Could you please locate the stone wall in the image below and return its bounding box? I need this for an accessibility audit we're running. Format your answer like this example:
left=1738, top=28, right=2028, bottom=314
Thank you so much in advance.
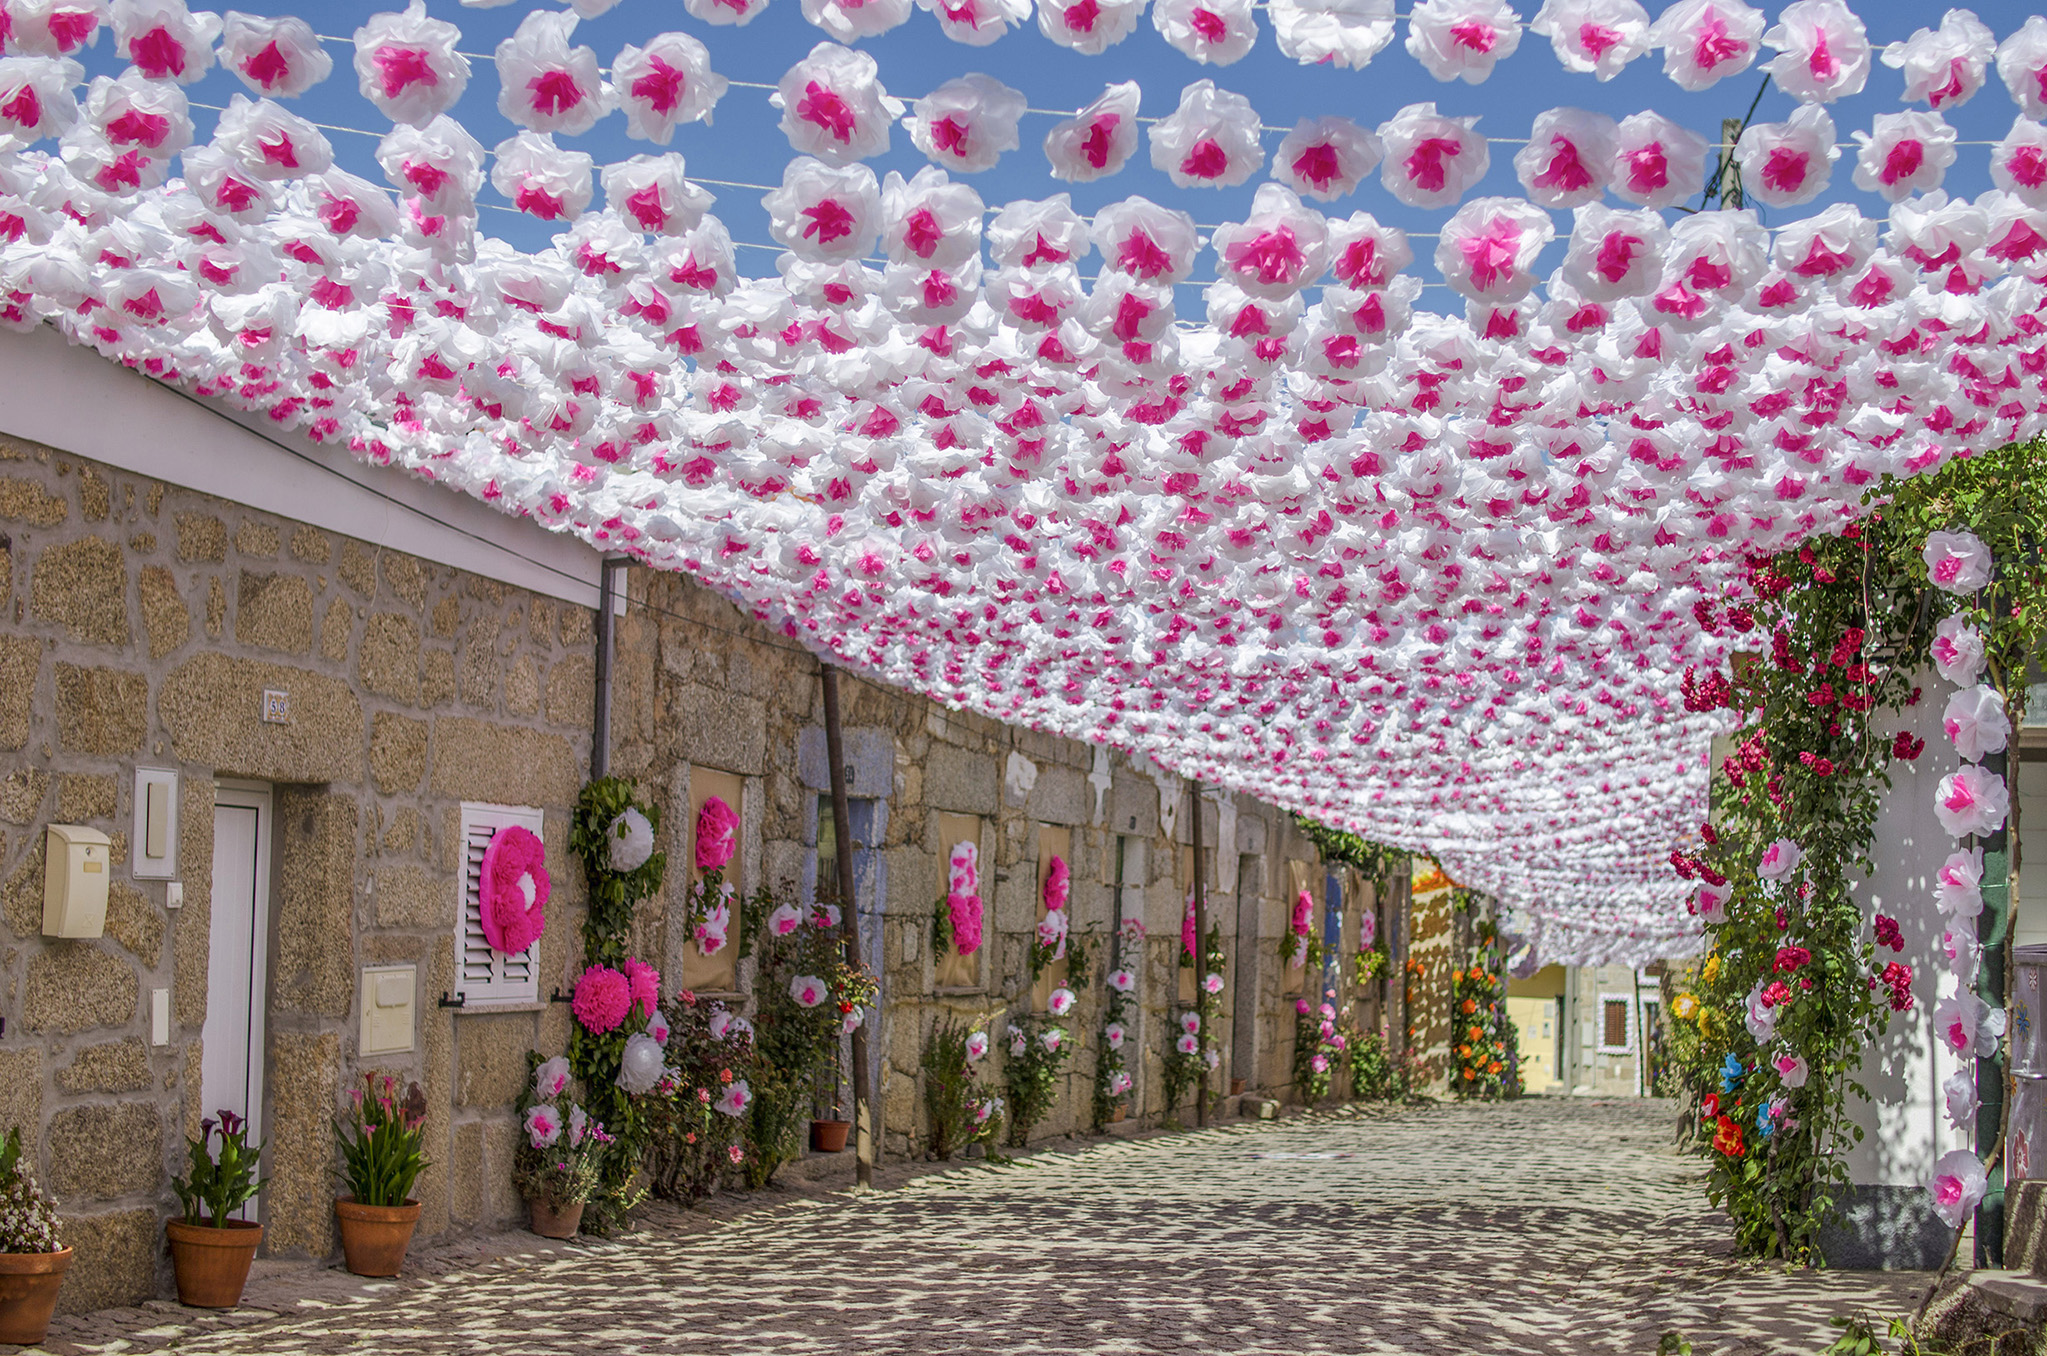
left=0, top=435, right=609, bottom=1310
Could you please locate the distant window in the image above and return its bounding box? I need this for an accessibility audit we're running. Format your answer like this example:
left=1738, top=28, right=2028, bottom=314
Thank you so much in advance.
left=1600, top=997, right=1631, bottom=1052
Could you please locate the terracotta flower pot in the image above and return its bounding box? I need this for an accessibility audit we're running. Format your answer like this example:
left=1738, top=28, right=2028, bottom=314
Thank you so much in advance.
left=333, top=1198, right=420, bottom=1278
left=165, top=1219, right=262, bottom=1309
left=1109, top=1105, right=1129, bottom=1123
left=0, top=1246, right=72, bottom=1344
left=528, top=1198, right=584, bottom=1240
left=809, top=1119, right=852, bottom=1153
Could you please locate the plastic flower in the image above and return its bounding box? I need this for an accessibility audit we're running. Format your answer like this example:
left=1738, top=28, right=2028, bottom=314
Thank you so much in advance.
left=622, top=957, right=661, bottom=1019
left=1720, top=1053, right=1746, bottom=1094
left=1931, top=613, right=1987, bottom=686
left=1108, top=969, right=1136, bottom=993
left=1935, top=848, right=1986, bottom=918
left=1047, top=987, right=1077, bottom=1017
left=790, top=974, right=827, bottom=1007
left=695, top=795, right=739, bottom=871
left=965, top=1030, right=990, bottom=1061
left=1935, top=766, right=2010, bottom=839
left=1105, top=1023, right=1126, bottom=1050
left=1203, top=973, right=1225, bottom=995
left=1928, top=1148, right=1987, bottom=1227
left=534, top=1055, right=571, bottom=1100
left=1943, top=686, right=2009, bottom=763
left=1771, top=1052, right=1809, bottom=1089
left=1712, top=1114, right=1744, bottom=1157
left=1180, top=1011, right=1201, bottom=1035
left=714, top=1080, right=752, bottom=1116
left=645, top=1010, right=671, bottom=1046
left=525, top=1103, right=562, bottom=1148
left=1176, top=1032, right=1200, bottom=1055
left=767, top=902, right=803, bottom=936
left=1922, top=530, right=1992, bottom=595
left=607, top=807, right=655, bottom=873
left=617, top=1032, right=666, bottom=1095
left=1755, top=837, right=1802, bottom=881
left=571, top=964, right=632, bottom=1035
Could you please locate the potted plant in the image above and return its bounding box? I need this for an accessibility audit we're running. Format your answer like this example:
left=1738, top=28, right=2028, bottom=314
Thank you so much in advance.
left=514, top=1057, right=608, bottom=1239
left=0, top=1127, right=69, bottom=1345
left=332, top=1073, right=428, bottom=1277
left=166, top=1111, right=265, bottom=1308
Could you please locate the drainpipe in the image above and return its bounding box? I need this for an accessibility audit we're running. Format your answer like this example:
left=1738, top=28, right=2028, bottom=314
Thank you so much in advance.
left=590, top=557, right=625, bottom=781
left=821, top=665, right=875, bottom=1188
left=1191, top=778, right=1209, bottom=1127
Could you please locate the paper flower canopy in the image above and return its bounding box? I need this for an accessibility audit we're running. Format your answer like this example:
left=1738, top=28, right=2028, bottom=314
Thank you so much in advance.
left=479, top=824, right=549, bottom=955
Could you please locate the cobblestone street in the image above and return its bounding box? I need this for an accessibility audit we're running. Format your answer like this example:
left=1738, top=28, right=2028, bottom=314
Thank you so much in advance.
left=41, top=1099, right=1929, bottom=1356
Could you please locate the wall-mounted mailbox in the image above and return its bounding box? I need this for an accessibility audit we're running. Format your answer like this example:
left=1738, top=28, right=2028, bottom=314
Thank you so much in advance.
left=360, top=964, right=417, bottom=1056
left=43, top=824, right=112, bottom=938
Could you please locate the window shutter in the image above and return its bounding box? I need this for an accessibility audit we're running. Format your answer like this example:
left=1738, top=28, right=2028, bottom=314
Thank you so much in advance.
left=456, top=802, right=543, bottom=1006
left=1602, top=998, right=1628, bottom=1050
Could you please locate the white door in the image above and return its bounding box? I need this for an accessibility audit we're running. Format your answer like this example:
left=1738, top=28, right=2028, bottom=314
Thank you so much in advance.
left=202, top=782, right=272, bottom=1170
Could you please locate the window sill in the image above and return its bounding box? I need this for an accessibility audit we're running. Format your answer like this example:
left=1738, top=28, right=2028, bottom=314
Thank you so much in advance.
left=934, top=986, right=987, bottom=997
left=451, top=998, right=548, bottom=1015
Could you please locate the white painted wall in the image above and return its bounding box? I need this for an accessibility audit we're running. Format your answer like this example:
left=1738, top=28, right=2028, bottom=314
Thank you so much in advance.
left=0, top=324, right=604, bottom=608
left=1844, top=672, right=1970, bottom=1187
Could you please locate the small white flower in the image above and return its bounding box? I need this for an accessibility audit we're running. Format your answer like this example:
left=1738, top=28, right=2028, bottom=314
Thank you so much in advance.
left=1105, top=1022, right=1126, bottom=1050
left=965, top=1030, right=990, bottom=1061
left=1108, top=969, right=1136, bottom=993
left=1047, top=986, right=1076, bottom=1017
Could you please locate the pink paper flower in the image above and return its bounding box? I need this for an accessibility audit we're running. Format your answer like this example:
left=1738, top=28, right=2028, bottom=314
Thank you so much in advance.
left=947, top=890, right=983, bottom=954
left=1935, top=766, right=2010, bottom=839
left=715, top=1080, right=753, bottom=1116
left=695, top=794, right=738, bottom=872
left=790, top=974, right=826, bottom=1007
left=525, top=1103, right=561, bottom=1148
left=1108, top=969, right=1136, bottom=993
left=966, top=1030, right=990, bottom=1061
left=1922, top=530, right=1991, bottom=595
left=1048, top=986, right=1076, bottom=1017
left=1042, top=855, right=1070, bottom=911
left=1928, top=1148, right=1987, bottom=1227
left=622, top=957, right=661, bottom=1019
left=479, top=824, right=549, bottom=955
left=1176, top=1032, right=1199, bottom=1055
left=1291, top=888, right=1313, bottom=936
left=1756, top=837, right=1802, bottom=881
left=571, top=964, right=632, bottom=1035
left=1772, top=1052, right=1809, bottom=1089
left=534, top=1056, right=571, bottom=1100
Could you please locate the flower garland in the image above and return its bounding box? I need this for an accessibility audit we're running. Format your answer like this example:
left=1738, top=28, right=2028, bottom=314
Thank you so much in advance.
left=568, top=777, right=667, bottom=965
left=1092, top=917, right=1143, bottom=1128
left=686, top=795, right=740, bottom=957
left=931, top=839, right=984, bottom=958
left=1451, top=919, right=1517, bottom=1099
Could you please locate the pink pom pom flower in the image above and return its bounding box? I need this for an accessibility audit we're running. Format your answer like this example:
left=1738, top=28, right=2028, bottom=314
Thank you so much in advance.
left=571, top=964, right=633, bottom=1035
left=622, top=956, right=661, bottom=1019
left=479, top=824, right=549, bottom=955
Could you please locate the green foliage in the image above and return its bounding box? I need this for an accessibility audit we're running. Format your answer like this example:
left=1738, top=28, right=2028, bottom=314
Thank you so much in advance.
left=1351, top=945, right=1390, bottom=986
left=740, top=898, right=848, bottom=1188
left=0, top=1126, right=60, bottom=1253
left=1292, top=1005, right=1339, bottom=1103
left=1292, top=816, right=1402, bottom=882
left=1003, top=1015, right=1074, bottom=1147
left=333, top=1072, right=429, bottom=1207
left=922, top=1018, right=1002, bottom=1160
left=1452, top=921, right=1518, bottom=1100
left=641, top=995, right=752, bottom=1206
left=1656, top=1333, right=1693, bottom=1356
left=173, top=1109, right=266, bottom=1227
left=1344, top=1029, right=1393, bottom=1100
left=568, top=777, right=666, bottom=966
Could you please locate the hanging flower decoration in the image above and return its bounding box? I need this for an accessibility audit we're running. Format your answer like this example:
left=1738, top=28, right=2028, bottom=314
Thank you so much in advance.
left=1881, top=9, right=1993, bottom=108
left=1037, top=0, right=1143, bottom=55
left=1151, top=0, right=1257, bottom=66
left=1148, top=79, right=1263, bottom=189
left=218, top=11, right=329, bottom=98
left=1761, top=0, right=1870, bottom=104
left=1512, top=107, right=1614, bottom=209
left=1268, top=0, right=1395, bottom=69
left=613, top=33, right=726, bottom=145
left=1609, top=110, right=1706, bottom=209
left=495, top=10, right=614, bottom=137
left=479, top=823, right=550, bottom=955
left=112, top=0, right=219, bottom=85
left=772, top=42, right=900, bottom=166
left=1405, top=0, right=1523, bottom=84
left=1530, top=0, right=1650, bottom=79
left=803, top=0, right=911, bottom=41
left=351, top=1, right=470, bottom=129
left=1376, top=102, right=1487, bottom=208
left=916, top=0, right=1032, bottom=47
left=1733, top=103, right=1836, bottom=208
left=1273, top=116, right=1380, bottom=203
left=571, top=964, right=633, bottom=1035
left=906, top=74, right=1025, bottom=173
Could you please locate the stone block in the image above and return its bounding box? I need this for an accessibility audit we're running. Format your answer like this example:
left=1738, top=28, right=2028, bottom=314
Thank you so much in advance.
left=1027, top=764, right=1088, bottom=826
left=48, top=1102, right=162, bottom=1200
left=374, top=864, right=450, bottom=930
left=104, top=880, right=165, bottom=963
left=0, top=766, right=48, bottom=824
left=139, top=564, right=189, bottom=659
left=666, top=682, right=766, bottom=775
left=318, top=599, right=353, bottom=662
left=481, top=1117, right=523, bottom=1225
left=54, top=1208, right=158, bottom=1315
left=57, top=1039, right=152, bottom=1094
left=0, top=1048, right=42, bottom=1155
left=383, top=553, right=428, bottom=609
left=795, top=725, right=893, bottom=794
left=78, top=466, right=108, bottom=520
left=31, top=537, right=128, bottom=645
left=432, top=594, right=459, bottom=638
left=429, top=718, right=581, bottom=808
left=173, top=774, right=213, bottom=1029
left=924, top=744, right=997, bottom=815
left=235, top=570, right=314, bottom=654
left=3, top=830, right=43, bottom=935
left=338, top=538, right=376, bottom=597
left=504, top=655, right=540, bottom=715
left=414, top=935, right=456, bottom=1238
left=161, top=653, right=363, bottom=783
left=263, top=1029, right=339, bottom=1258
left=360, top=611, right=422, bottom=704
left=544, top=653, right=594, bottom=727
left=56, top=772, right=116, bottom=823
left=1110, top=774, right=1160, bottom=838
left=0, top=633, right=35, bottom=750
left=54, top=663, right=147, bottom=756
left=25, top=943, right=137, bottom=1033
left=369, top=711, right=427, bottom=795
left=270, top=789, right=356, bottom=1019
left=448, top=1120, right=484, bottom=1225
left=0, top=536, right=10, bottom=603
left=0, top=474, right=68, bottom=526
left=993, top=872, right=1033, bottom=933
left=174, top=512, right=226, bottom=562
left=290, top=526, right=331, bottom=564
left=455, top=1011, right=538, bottom=1108
left=421, top=647, right=456, bottom=707
left=233, top=520, right=278, bottom=557
left=205, top=574, right=223, bottom=637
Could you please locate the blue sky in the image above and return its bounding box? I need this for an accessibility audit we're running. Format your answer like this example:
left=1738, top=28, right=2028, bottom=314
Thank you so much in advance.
left=62, top=0, right=2047, bottom=290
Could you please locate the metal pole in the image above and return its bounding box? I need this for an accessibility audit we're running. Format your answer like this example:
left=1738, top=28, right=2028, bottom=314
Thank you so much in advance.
left=1977, top=742, right=2012, bottom=1267
left=821, top=665, right=875, bottom=1187
left=590, top=558, right=620, bottom=780
left=1190, top=778, right=1209, bottom=1127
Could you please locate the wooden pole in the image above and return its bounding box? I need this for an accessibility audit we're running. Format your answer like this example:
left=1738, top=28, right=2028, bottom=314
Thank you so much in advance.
left=821, top=665, right=875, bottom=1187
left=1190, top=777, right=1209, bottom=1127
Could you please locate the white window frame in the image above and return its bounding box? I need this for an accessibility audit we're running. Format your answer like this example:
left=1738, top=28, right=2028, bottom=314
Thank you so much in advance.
left=454, top=801, right=543, bottom=1008
left=1598, top=995, right=1634, bottom=1054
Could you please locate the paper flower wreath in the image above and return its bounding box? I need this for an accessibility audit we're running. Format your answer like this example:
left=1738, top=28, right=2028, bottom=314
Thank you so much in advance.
left=479, top=823, right=549, bottom=954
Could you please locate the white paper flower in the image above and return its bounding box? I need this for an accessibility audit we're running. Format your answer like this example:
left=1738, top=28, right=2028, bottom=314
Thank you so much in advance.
left=1047, top=986, right=1076, bottom=1016
left=1931, top=612, right=1986, bottom=685
left=1997, top=16, right=2047, bottom=119
left=1530, top=0, right=1648, bottom=78
left=917, top=0, right=1032, bottom=46
left=790, top=974, right=826, bottom=1007
left=352, top=1, right=470, bottom=129
left=1646, top=0, right=1762, bottom=90
left=1513, top=107, right=1615, bottom=209
left=1922, top=529, right=1991, bottom=594
left=881, top=165, right=982, bottom=269
left=1040, top=1026, right=1066, bottom=1053
left=907, top=74, right=1025, bottom=174
left=766, top=900, right=806, bottom=935
left=613, top=33, right=726, bottom=145
left=1436, top=196, right=1553, bottom=302
left=1694, top=880, right=1728, bottom=924
left=534, top=1054, right=572, bottom=1099
left=1934, top=847, right=1985, bottom=919
left=1733, top=102, right=1835, bottom=208
left=490, top=131, right=593, bottom=221
left=1148, top=79, right=1263, bottom=189
left=112, top=0, right=218, bottom=85
left=1851, top=111, right=1956, bottom=203
left=495, top=10, right=613, bottom=137
left=1771, top=1051, right=1808, bottom=1089
left=803, top=0, right=911, bottom=41
left=1405, top=0, right=1523, bottom=84
left=684, top=0, right=770, bottom=24
left=603, top=806, right=655, bottom=873
left=715, top=1080, right=752, bottom=1116
left=84, top=66, right=190, bottom=159
left=1107, top=968, right=1136, bottom=993
left=1743, top=980, right=1777, bottom=1042
left=1943, top=1068, right=1979, bottom=1132
left=617, top=1031, right=667, bottom=1093
left=762, top=156, right=880, bottom=263
left=1935, top=765, right=2009, bottom=839
left=1043, top=80, right=1139, bottom=183
left=4, top=0, right=110, bottom=58
left=1106, top=1022, right=1126, bottom=1049
left=1273, top=116, right=1380, bottom=202
left=966, top=1029, right=990, bottom=1060
left=1560, top=203, right=1667, bottom=301
left=1092, top=196, right=1199, bottom=281
left=219, top=11, right=330, bottom=98
left=1179, top=1009, right=1201, bottom=1035
left=1944, top=927, right=1983, bottom=984
left=1933, top=991, right=2002, bottom=1060
left=1176, top=1032, right=1200, bottom=1055
left=1037, top=0, right=1143, bottom=53
left=1376, top=102, right=1487, bottom=208
left=773, top=42, right=900, bottom=166
left=1762, top=0, right=1869, bottom=104
left=1203, top=972, right=1224, bottom=994
left=1327, top=211, right=1412, bottom=288
left=1928, top=1148, right=1987, bottom=1228
left=603, top=153, right=715, bottom=236
left=1212, top=183, right=1329, bottom=297
left=1943, top=685, right=2009, bottom=763
left=0, top=56, right=83, bottom=149
left=1755, top=836, right=1801, bottom=880
left=1881, top=8, right=1993, bottom=110
left=1609, top=110, right=1706, bottom=209
left=1152, top=0, right=1257, bottom=65
left=1270, top=0, right=1393, bottom=67
left=525, top=1102, right=563, bottom=1147
left=646, top=1010, right=671, bottom=1045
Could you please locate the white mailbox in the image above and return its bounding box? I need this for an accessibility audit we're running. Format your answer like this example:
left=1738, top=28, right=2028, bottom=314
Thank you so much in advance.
left=43, top=824, right=112, bottom=938
left=360, top=964, right=417, bottom=1056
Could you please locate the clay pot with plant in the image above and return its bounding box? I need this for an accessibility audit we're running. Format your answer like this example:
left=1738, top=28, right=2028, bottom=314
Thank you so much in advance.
left=0, top=1126, right=70, bottom=1345
left=333, top=1074, right=429, bottom=1277
left=513, top=1055, right=610, bottom=1240
left=166, top=1110, right=266, bottom=1309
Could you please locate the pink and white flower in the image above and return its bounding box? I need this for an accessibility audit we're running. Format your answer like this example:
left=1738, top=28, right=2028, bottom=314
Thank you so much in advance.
left=1105, top=1022, right=1126, bottom=1050
left=1756, top=837, right=1802, bottom=881
left=617, top=1032, right=666, bottom=1094
left=1943, top=1068, right=1979, bottom=1131
left=534, top=1055, right=572, bottom=1100
left=767, top=902, right=804, bottom=936
left=1180, top=1010, right=1201, bottom=1036
left=714, top=1080, right=752, bottom=1116
left=1933, top=991, right=2003, bottom=1059
left=1771, top=1051, right=1808, bottom=1089
left=1934, top=766, right=2010, bottom=839
left=1047, top=986, right=1077, bottom=1017
left=1040, top=1027, right=1066, bottom=1053
left=789, top=974, right=826, bottom=1007
left=966, top=1029, right=990, bottom=1061
left=1108, top=969, right=1136, bottom=993
left=1922, top=530, right=1992, bottom=595
left=1928, top=1148, right=1987, bottom=1228
left=525, top=1103, right=562, bottom=1148
left=1943, top=686, right=2009, bottom=763
left=1176, top=1032, right=1200, bottom=1055
left=1203, top=973, right=1225, bottom=995
left=1108, top=1070, right=1133, bottom=1096
left=1931, top=613, right=1987, bottom=686
left=1935, top=848, right=1986, bottom=919
left=1694, top=880, right=1730, bottom=924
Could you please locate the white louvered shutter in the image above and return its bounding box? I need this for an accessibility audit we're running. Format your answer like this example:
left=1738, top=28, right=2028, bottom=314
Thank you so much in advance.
left=456, top=802, right=543, bottom=1006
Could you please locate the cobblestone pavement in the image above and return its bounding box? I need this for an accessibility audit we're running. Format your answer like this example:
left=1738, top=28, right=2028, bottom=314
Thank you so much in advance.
left=35, top=1098, right=1930, bottom=1356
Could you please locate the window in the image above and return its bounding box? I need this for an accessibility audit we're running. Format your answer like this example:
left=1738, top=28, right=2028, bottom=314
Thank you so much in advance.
left=455, top=802, right=543, bottom=1007
left=1600, top=996, right=1631, bottom=1053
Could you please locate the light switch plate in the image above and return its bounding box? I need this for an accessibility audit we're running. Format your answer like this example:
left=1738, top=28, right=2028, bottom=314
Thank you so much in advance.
left=165, top=881, right=183, bottom=909
left=132, top=769, right=179, bottom=880
left=360, top=964, right=417, bottom=1056
left=150, top=988, right=170, bottom=1047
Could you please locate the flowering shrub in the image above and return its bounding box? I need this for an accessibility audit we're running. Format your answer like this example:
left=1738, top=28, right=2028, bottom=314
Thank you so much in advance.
left=741, top=891, right=853, bottom=1187
left=334, top=1072, right=430, bottom=1208
left=1164, top=918, right=1225, bottom=1118
left=513, top=1055, right=609, bottom=1212
left=0, top=1127, right=60, bottom=1254
left=1092, top=918, right=1143, bottom=1129
left=1292, top=1001, right=1342, bottom=1103
left=1003, top=1014, right=1073, bottom=1146
left=1451, top=919, right=1518, bottom=1100
left=923, top=1017, right=1003, bottom=1159
left=643, top=993, right=754, bottom=1206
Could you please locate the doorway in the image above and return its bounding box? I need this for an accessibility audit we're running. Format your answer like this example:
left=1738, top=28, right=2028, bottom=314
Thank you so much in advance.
left=202, top=781, right=273, bottom=1181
